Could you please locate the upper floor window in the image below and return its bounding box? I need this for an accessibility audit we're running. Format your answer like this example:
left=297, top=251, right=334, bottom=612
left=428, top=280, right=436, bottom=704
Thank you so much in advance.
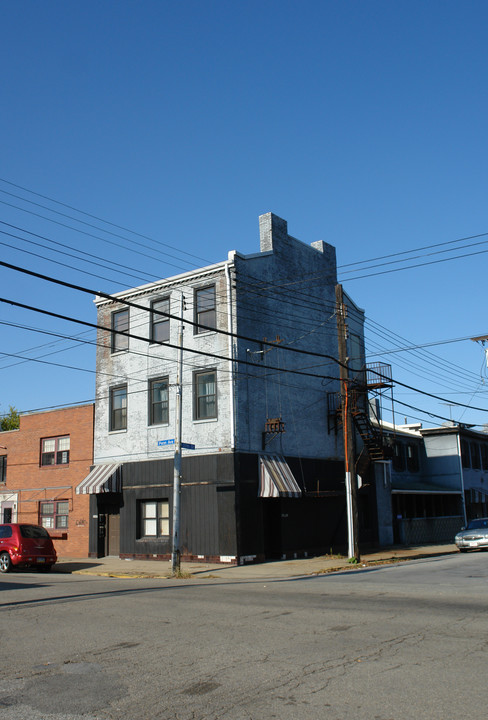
left=40, top=500, right=69, bottom=529
left=392, top=442, right=405, bottom=472
left=481, top=444, right=488, bottom=471
left=151, top=298, right=170, bottom=343
left=406, top=443, right=419, bottom=473
left=110, top=385, right=127, bottom=431
left=149, top=377, right=169, bottom=425
left=0, top=455, right=6, bottom=484
left=111, top=308, right=129, bottom=353
left=41, top=436, right=70, bottom=466
left=194, top=370, right=217, bottom=420
left=194, top=285, right=216, bottom=334
left=348, top=333, right=365, bottom=381
left=461, top=440, right=471, bottom=468
left=470, top=442, right=481, bottom=469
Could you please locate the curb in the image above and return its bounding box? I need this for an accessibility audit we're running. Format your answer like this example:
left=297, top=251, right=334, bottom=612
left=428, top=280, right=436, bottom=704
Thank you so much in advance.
left=66, top=548, right=459, bottom=580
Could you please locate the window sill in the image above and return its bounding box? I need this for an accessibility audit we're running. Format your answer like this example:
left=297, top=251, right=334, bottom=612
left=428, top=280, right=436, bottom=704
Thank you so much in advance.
left=193, top=417, right=218, bottom=424
left=40, top=464, right=70, bottom=469
left=194, top=330, right=217, bottom=337
left=108, top=429, right=127, bottom=435
left=136, top=537, right=169, bottom=542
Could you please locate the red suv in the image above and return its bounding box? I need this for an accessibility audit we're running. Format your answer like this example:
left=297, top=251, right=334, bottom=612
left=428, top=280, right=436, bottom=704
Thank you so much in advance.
left=0, top=524, right=57, bottom=573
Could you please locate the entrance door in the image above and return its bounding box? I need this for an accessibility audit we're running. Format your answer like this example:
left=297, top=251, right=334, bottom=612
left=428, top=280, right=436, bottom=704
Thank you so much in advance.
left=107, top=513, right=120, bottom=556
left=262, top=500, right=282, bottom=559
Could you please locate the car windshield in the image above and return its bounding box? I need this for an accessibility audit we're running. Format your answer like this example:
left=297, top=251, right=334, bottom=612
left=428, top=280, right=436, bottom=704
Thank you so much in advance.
left=19, top=525, right=50, bottom=539
left=466, top=519, right=488, bottom=530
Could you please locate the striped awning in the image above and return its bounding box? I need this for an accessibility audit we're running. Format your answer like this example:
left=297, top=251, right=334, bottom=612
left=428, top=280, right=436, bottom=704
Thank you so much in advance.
left=259, top=455, right=302, bottom=498
left=75, top=463, right=122, bottom=495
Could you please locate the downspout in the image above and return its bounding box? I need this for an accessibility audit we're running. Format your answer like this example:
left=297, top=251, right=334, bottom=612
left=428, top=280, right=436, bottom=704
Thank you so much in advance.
left=456, top=433, right=468, bottom=526
left=225, top=260, right=236, bottom=450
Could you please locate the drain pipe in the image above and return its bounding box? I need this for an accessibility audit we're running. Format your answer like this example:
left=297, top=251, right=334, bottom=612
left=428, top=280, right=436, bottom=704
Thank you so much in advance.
left=225, top=259, right=236, bottom=450
left=456, top=433, right=468, bottom=526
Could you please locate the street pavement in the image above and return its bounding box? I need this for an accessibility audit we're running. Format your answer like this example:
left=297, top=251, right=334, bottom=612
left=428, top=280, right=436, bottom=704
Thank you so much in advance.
left=54, top=543, right=459, bottom=580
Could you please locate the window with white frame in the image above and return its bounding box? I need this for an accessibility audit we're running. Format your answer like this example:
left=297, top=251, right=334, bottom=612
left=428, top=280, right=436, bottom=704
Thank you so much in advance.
left=194, top=369, right=217, bottom=420
left=40, top=500, right=69, bottom=529
left=41, top=436, right=70, bottom=466
left=110, top=385, right=127, bottom=431
left=151, top=298, right=170, bottom=343
left=194, top=285, right=216, bottom=333
left=139, top=500, right=169, bottom=538
left=111, top=308, right=129, bottom=353
left=149, top=377, right=169, bottom=425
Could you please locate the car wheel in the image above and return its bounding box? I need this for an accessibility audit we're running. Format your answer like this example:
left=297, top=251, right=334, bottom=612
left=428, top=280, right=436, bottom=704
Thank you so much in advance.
left=38, top=565, right=53, bottom=572
left=0, top=552, right=12, bottom=573
left=458, top=548, right=468, bottom=553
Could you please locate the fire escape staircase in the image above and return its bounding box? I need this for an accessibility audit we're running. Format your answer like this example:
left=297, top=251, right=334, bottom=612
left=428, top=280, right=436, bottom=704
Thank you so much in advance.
left=351, top=407, right=384, bottom=462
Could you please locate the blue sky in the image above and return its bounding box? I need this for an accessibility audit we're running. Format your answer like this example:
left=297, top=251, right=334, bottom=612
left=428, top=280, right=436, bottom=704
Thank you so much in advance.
left=1, top=0, right=488, bottom=429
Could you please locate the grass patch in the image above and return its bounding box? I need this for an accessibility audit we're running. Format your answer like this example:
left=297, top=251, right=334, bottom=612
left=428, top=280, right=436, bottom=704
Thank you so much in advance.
left=170, top=570, right=192, bottom=579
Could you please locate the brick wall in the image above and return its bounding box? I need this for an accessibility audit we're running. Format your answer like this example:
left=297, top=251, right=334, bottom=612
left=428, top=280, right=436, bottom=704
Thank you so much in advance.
left=0, top=404, right=94, bottom=558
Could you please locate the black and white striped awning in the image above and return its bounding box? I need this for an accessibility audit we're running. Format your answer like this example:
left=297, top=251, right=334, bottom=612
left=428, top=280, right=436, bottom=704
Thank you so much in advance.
left=75, top=463, right=122, bottom=495
left=258, top=455, right=302, bottom=498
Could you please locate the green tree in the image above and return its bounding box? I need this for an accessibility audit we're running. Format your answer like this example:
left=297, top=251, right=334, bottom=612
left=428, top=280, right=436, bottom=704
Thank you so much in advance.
left=1, top=406, right=20, bottom=431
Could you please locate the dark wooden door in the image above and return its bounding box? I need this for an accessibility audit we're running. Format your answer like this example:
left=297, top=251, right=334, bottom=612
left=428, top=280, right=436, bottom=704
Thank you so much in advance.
left=107, top=513, right=120, bottom=556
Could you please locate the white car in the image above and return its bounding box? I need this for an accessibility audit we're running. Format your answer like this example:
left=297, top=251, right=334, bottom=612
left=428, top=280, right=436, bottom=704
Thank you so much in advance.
left=455, top=518, right=488, bottom=552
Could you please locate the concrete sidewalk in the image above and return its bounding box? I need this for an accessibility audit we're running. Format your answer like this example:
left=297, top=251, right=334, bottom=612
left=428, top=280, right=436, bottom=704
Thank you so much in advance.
left=55, top=544, right=459, bottom=581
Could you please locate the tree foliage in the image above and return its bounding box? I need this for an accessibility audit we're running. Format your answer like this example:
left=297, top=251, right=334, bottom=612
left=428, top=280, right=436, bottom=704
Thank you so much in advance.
left=1, top=406, right=20, bottom=431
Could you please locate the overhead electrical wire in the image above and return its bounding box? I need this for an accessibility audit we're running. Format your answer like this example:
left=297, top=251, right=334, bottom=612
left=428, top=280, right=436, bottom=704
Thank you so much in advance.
left=1, top=179, right=487, bottom=424
left=0, top=259, right=343, bottom=366
left=2, top=213, right=478, bottom=397
left=0, top=182, right=211, bottom=265
left=4, top=175, right=487, bottom=290
left=2, top=237, right=484, bottom=417
left=1, top=261, right=488, bottom=417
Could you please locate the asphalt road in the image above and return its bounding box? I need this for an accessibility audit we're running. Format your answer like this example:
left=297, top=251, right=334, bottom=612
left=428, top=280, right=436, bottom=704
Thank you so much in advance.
left=1, top=552, right=487, bottom=720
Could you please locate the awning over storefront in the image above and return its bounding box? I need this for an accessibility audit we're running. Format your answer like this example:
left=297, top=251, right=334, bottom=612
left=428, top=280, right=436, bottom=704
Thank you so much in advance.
left=258, top=455, right=302, bottom=498
left=76, top=463, right=122, bottom=495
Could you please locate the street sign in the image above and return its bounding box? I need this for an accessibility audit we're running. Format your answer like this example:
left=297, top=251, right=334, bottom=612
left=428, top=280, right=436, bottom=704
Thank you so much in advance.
left=157, top=439, right=195, bottom=449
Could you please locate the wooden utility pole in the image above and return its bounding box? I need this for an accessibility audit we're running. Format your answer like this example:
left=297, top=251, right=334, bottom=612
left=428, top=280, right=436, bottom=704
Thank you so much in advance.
left=335, top=284, right=360, bottom=562
left=171, top=294, right=184, bottom=574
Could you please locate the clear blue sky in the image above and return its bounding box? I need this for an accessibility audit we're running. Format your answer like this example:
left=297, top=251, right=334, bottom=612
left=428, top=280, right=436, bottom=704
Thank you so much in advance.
left=1, top=0, right=488, bottom=429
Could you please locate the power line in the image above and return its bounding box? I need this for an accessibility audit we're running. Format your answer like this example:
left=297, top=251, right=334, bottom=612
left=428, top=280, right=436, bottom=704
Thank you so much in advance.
left=0, top=180, right=212, bottom=265
left=338, top=230, right=488, bottom=269
left=0, top=259, right=343, bottom=366
left=2, top=280, right=487, bottom=417
left=0, top=295, right=341, bottom=384
left=3, top=213, right=478, bottom=398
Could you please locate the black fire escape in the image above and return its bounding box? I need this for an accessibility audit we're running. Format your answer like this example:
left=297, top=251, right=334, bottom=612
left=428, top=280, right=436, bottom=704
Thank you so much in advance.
left=328, top=362, right=393, bottom=478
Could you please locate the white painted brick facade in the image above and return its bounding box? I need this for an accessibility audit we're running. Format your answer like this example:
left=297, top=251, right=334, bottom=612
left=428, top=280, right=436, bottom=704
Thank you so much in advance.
left=93, top=213, right=365, bottom=465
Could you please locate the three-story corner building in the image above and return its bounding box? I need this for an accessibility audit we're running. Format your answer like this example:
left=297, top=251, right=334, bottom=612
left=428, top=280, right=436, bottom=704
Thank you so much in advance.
left=79, top=213, right=367, bottom=563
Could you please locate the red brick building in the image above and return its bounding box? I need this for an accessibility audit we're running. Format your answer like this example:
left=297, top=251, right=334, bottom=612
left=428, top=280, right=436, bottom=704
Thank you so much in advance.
left=0, top=404, right=94, bottom=558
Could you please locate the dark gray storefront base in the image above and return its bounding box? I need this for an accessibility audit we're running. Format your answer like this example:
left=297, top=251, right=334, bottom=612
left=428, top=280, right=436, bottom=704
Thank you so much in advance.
left=89, top=452, right=375, bottom=563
